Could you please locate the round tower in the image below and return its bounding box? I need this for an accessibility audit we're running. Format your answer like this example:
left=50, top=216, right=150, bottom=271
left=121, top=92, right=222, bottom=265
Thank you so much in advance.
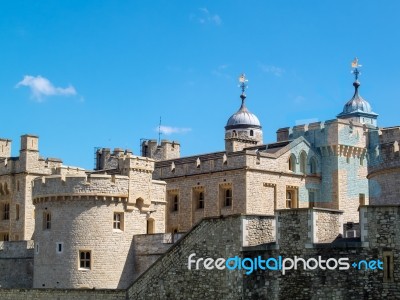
left=225, top=74, right=263, bottom=152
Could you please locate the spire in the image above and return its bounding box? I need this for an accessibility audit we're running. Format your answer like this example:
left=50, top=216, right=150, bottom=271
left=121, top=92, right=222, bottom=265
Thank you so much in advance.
left=337, top=57, right=378, bottom=125
left=238, top=74, right=248, bottom=109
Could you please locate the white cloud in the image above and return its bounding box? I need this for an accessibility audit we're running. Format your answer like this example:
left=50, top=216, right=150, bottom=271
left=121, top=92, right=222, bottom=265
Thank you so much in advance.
left=16, top=75, right=77, bottom=101
left=259, top=64, right=285, bottom=77
left=191, top=8, right=222, bottom=25
left=157, top=126, right=192, bottom=135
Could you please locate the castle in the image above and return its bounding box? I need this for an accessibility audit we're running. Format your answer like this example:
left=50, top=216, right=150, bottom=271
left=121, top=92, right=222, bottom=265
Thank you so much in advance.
left=0, top=65, right=399, bottom=299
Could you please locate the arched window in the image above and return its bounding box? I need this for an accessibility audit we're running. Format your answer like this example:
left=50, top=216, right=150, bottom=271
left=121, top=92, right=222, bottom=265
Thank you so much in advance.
left=300, top=152, right=307, bottom=174
left=250, top=130, right=254, bottom=137
left=288, top=155, right=296, bottom=172
left=232, top=130, right=237, bottom=137
left=286, top=191, right=292, bottom=208
left=309, top=157, right=317, bottom=174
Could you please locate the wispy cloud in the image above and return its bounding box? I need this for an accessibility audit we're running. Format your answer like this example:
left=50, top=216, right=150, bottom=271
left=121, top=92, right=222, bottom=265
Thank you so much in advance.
left=190, top=8, right=222, bottom=25
left=259, top=64, right=285, bottom=77
left=157, top=126, right=192, bottom=135
left=16, top=75, right=77, bottom=101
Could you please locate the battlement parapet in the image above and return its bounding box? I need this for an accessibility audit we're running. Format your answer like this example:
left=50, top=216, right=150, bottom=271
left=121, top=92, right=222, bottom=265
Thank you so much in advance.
left=368, top=128, right=400, bottom=174
left=277, top=119, right=369, bottom=149
left=32, top=174, right=129, bottom=203
left=119, top=155, right=155, bottom=173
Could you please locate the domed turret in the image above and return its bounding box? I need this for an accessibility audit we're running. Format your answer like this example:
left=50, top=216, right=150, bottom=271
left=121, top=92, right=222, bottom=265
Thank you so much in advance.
left=225, top=74, right=263, bottom=152
left=337, top=58, right=378, bottom=126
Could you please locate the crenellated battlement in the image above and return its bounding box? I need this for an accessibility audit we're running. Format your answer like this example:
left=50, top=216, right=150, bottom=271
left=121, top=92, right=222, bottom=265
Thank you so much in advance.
left=32, top=174, right=129, bottom=203
left=368, top=127, right=400, bottom=174
left=277, top=118, right=369, bottom=149
left=119, top=155, right=155, bottom=173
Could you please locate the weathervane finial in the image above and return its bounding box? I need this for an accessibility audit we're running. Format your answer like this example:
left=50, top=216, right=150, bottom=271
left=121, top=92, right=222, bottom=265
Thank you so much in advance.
left=238, top=74, right=248, bottom=106
left=351, top=57, right=362, bottom=81
left=238, top=74, right=248, bottom=95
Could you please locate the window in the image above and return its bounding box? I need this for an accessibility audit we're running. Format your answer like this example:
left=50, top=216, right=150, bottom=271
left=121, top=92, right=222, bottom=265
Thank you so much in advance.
left=3, top=203, right=10, bottom=220
left=359, top=194, right=365, bottom=206
left=360, top=157, right=364, bottom=166
left=300, top=152, right=307, bottom=174
left=113, top=212, right=123, bottom=230
left=224, top=189, right=232, bottom=207
left=310, top=157, right=317, bottom=174
left=79, top=251, right=91, bottom=270
left=383, top=251, right=394, bottom=282
left=16, top=204, right=20, bottom=220
left=250, top=130, right=254, bottom=137
left=198, top=192, right=204, bottom=209
left=172, top=195, right=179, bottom=212
left=56, top=242, right=63, bottom=253
left=288, top=155, right=296, bottom=172
left=286, top=191, right=293, bottom=208
left=346, top=156, right=350, bottom=163
left=43, top=212, right=51, bottom=230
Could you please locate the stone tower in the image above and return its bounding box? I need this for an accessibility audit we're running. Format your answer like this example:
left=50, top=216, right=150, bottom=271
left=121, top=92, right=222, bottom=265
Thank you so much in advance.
left=225, top=74, right=263, bottom=152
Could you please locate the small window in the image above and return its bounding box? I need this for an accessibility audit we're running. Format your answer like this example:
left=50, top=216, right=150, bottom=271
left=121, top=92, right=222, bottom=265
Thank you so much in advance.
left=383, top=251, right=394, bottom=282
left=346, top=156, right=350, bottom=163
left=360, top=157, right=364, bottom=166
left=172, top=195, right=179, bottom=212
left=36, top=243, right=39, bottom=254
left=250, top=130, right=254, bottom=137
left=56, top=242, right=63, bottom=253
left=286, top=191, right=293, bottom=208
left=198, top=192, right=204, bottom=209
left=43, top=212, right=51, bottom=230
left=224, top=189, right=232, bottom=207
left=79, top=251, right=91, bottom=270
left=3, top=203, right=10, bottom=220
left=113, top=212, right=123, bottom=230
left=16, top=204, right=20, bottom=220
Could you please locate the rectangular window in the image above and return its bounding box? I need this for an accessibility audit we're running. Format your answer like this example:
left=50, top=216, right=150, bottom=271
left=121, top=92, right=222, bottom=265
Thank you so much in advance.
left=79, top=251, right=91, bottom=269
left=224, top=189, right=232, bottom=207
left=172, top=195, right=179, bottom=212
left=4, top=203, right=10, bottom=220
left=16, top=204, right=20, bottom=220
left=43, top=212, right=51, bottom=230
left=198, top=192, right=204, bottom=209
left=383, top=251, right=394, bottom=282
left=286, top=187, right=298, bottom=209
left=56, top=242, right=63, bottom=253
left=113, top=212, right=123, bottom=230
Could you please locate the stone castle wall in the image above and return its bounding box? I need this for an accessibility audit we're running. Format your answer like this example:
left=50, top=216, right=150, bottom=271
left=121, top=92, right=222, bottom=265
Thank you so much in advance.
left=0, top=241, right=34, bottom=288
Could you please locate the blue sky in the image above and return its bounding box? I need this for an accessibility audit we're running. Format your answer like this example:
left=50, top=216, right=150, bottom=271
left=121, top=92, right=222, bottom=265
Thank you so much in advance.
left=2, top=1, right=400, bottom=169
